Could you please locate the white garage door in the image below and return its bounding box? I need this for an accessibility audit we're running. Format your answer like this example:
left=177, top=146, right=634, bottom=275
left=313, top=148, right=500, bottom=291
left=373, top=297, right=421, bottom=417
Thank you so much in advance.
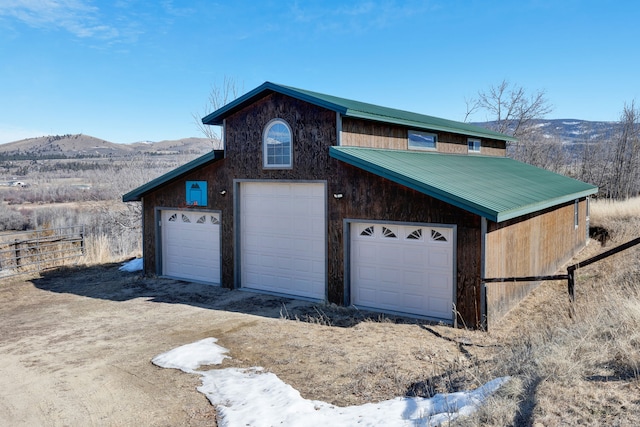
left=161, top=210, right=221, bottom=284
left=240, top=182, right=326, bottom=300
left=350, top=223, right=454, bottom=320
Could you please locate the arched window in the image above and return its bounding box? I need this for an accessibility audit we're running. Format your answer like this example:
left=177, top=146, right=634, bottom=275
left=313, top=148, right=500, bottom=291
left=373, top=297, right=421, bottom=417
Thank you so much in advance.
left=263, top=119, right=292, bottom=168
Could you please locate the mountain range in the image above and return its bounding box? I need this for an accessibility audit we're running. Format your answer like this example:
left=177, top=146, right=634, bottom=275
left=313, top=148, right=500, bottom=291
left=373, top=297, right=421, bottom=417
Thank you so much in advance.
left=0, top=134, right=218, bottom=159
left=0, top=119, right=620, bottom=159
left=474, top=119, right=619, bottom=144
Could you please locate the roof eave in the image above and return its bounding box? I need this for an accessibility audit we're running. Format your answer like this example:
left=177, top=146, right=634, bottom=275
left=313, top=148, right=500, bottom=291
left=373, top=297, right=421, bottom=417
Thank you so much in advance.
left=329, top=147, right=502, bottom=221
left=201, top=82, right=348, bottom=125
left=345, top=110, right=518, bottom=142
left=495, top=187, right=599, bottom=222
left=329, top=146, right=598, bottom=223
left=122, top=150, right=224, bottom=202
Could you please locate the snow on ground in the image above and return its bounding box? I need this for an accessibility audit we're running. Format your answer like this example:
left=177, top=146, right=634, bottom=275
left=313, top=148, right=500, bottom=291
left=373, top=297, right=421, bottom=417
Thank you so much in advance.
left=153, top=338, right=510, bottom=427
left=118, top=258, right=143, bottom=272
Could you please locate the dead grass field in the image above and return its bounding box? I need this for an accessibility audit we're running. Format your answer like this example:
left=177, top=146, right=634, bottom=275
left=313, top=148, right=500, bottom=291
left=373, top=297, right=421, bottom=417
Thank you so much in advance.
left=0, top=198, right=638, bottom=426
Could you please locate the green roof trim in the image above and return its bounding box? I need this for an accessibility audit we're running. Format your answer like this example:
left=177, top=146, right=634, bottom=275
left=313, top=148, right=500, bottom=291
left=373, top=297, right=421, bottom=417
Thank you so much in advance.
left=122, top=150, right=224, bottom=202
left=330, top=146, right=598, bottom=222
left=202, top=82, right=517, bottom=142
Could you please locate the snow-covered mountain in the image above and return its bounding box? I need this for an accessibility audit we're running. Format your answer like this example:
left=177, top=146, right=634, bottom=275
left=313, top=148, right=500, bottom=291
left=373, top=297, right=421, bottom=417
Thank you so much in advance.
left=474, top=119, right=619, bottom=144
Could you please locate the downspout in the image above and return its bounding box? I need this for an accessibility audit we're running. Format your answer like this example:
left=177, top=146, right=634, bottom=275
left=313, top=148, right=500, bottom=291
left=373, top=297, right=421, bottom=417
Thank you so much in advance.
left=480, top=217, right=488, bottom=330
left=222, top=118, right=227, bottom=156
left=336, top=112, right=342, bottom=146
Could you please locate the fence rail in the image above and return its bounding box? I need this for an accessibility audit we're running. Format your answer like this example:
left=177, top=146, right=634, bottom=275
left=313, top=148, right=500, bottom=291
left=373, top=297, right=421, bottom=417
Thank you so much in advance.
left=483, top=236, right=640, bottom=318
left=0, top=225, right=85, bottom=279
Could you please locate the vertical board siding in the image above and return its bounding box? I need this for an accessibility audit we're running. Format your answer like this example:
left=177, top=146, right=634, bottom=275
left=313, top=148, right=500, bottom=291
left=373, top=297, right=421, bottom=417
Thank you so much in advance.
left=484, top=199, right=589, bottom=326
left=341, top=118, right=407, bottom=149
left=341, top=118, right=506, bottom=156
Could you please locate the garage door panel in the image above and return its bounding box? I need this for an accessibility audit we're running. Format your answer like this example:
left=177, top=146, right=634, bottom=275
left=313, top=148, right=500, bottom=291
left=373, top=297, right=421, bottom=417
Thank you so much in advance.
left=240, top=182, right=326, bottom=300
left=428, top=297, right=451, bottom=317
left=403, top=247, right=427, bottom=265
left=351, top=223, right=453, bottom=320
left=428, top=249, right=452, bottom=268
left=379, top=267, right=401, bottom=283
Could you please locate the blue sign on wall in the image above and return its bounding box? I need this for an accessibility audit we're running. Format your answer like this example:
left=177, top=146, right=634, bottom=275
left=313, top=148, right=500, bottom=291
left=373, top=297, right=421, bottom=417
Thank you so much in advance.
left=186, top=181, right=207, bottom=206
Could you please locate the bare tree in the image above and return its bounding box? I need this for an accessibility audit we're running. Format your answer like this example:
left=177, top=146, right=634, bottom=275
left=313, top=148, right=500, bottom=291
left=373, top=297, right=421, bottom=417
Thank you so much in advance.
left=192, top=76, right=244, bottom=147
left=606, top=101, right=640, bottom=199
left=467, top=80, right=562, bottom=170
left=469, top=79, right=553, bottom=138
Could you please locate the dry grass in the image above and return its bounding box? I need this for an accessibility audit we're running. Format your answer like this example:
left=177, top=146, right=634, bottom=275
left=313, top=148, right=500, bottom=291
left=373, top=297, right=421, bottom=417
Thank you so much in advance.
left=591, top=196, right=640, bottom=223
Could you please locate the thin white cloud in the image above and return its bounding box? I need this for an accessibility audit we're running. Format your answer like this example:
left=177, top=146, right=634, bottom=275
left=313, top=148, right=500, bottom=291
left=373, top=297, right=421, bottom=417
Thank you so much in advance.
left=291, top=0, right=438, bottom=35
left=0, top=0, right=119, bottom=39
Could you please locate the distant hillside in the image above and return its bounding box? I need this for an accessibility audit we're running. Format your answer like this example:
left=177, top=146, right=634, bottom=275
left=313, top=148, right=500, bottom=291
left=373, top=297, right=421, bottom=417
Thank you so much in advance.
left=474, top=119, right=619, bottom=144
left=0, top=134, right=218, bottom=159
left=0, top=120, right=619, bottom=160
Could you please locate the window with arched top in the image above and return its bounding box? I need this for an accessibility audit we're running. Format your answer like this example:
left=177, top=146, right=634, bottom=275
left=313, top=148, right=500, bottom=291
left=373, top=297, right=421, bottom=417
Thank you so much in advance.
left=263, top=119, right=292, bottom=168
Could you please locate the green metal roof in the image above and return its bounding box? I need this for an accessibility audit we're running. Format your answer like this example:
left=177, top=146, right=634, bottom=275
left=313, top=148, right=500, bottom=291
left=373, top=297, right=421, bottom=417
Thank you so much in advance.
left=202, top=82, right=517, bottom=142
left=330, top=146, right=598, bottom=222
left=122, top=150, right=224, bottom=202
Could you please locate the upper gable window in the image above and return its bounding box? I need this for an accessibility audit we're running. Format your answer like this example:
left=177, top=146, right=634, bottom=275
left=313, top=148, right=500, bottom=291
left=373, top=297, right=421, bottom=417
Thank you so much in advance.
left=263, top=119, right=292, bottom=168
left=408, top=130, right=437, bottom=151
left=468, top=138, right=481, bottom=153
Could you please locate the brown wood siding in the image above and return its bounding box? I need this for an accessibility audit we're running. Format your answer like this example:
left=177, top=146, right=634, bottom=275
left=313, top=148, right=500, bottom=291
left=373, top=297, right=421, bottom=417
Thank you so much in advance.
left=341, top=118, right=506, bottom=156
left=484, top=199, right=589, bottom=326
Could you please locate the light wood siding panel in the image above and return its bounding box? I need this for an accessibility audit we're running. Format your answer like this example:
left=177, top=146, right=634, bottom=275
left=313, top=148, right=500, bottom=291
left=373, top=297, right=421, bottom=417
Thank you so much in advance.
left=341, top=118, right=407, bottom=149
left=484, top=199, right=589, bottom=327
left=341, top=118, right=507, bottom=156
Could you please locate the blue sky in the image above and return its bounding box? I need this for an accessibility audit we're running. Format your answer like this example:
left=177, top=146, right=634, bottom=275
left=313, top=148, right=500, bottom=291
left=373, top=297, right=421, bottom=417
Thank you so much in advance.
left=1, top=0, right=638, bottom=144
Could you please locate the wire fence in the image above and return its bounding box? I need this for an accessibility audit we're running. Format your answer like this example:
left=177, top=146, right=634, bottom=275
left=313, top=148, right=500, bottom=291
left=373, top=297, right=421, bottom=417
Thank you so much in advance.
left=0, top=225, right=85, bottom=280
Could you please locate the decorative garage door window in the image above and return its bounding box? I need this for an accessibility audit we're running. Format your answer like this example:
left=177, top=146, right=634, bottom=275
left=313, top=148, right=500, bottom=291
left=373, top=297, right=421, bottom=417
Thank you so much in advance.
left=360, top=226, right=375, bottom=237
left=430, top=229, right=448, bottom=242
left=382, top=226, right=397, bottom=238
left=350, top=223, right=454, bottom=321
left=407, top=228, right=423, bottom=240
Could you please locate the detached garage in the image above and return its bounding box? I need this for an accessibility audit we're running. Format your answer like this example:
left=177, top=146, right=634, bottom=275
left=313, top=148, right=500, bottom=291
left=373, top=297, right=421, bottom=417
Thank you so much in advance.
left=124, top=82, right=597, bottom=328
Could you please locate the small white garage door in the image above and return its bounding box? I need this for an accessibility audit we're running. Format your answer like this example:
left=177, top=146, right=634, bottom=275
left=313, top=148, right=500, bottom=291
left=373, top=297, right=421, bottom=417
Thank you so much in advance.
left=350, top=223, right=454, bottom=320
left=240, top=182, right=326, bottom=300
left=161, top=210, right=221, bottom=284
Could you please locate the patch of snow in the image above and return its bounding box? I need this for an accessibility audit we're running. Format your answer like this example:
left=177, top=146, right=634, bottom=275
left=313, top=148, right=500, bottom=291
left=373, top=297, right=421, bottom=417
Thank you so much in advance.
left=154, top=338, right=510, bottom=427
left=118, top=258, right=143, bottom=272
left=562, top=121, right=580, bottom=125
left=152, top=338, right=230, bottom=372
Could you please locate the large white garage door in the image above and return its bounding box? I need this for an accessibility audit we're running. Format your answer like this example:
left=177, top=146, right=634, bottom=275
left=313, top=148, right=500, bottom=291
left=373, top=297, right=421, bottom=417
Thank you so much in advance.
left=240, top=182, right=326, bottom=300
left=161, top=210, right=221, bottom=284
left=351, top=223, right=454, bottom=320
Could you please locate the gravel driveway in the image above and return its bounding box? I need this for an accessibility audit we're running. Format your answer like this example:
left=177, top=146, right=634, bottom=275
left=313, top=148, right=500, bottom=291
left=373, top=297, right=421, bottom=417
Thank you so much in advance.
left=0, top=263, right=489, bottom=426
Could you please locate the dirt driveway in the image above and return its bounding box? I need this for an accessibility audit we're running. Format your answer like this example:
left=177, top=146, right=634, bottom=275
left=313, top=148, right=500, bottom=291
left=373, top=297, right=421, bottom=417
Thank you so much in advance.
left=0, top=263, right=495, bottom=426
